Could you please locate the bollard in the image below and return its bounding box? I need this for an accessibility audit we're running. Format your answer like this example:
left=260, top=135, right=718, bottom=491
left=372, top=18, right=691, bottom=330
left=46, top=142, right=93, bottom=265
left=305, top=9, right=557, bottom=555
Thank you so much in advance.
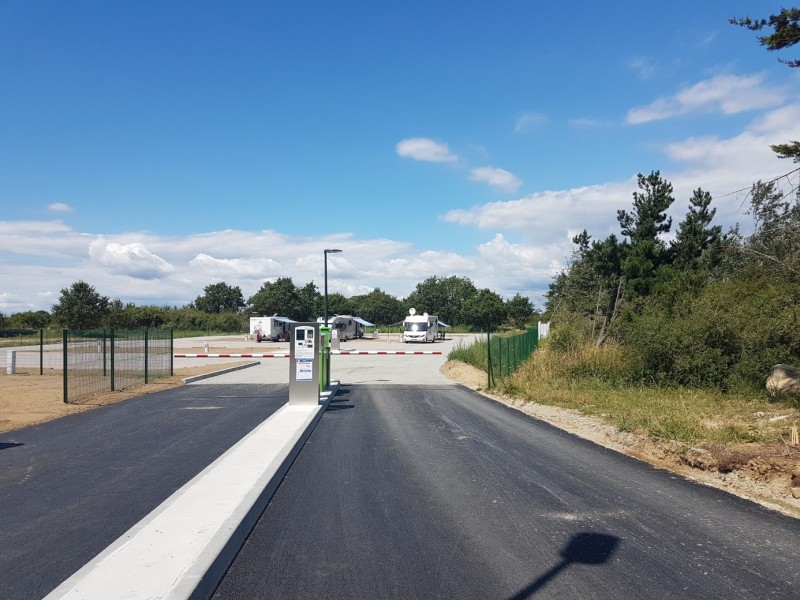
left=7, top=350, right=16, bottom=375
left=204, top=342, right=209, bottom=353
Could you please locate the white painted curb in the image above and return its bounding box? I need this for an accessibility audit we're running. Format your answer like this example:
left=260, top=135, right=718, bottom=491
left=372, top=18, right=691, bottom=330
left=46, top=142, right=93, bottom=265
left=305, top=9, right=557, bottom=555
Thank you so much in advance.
left=44, top=382, right=339, bottom=600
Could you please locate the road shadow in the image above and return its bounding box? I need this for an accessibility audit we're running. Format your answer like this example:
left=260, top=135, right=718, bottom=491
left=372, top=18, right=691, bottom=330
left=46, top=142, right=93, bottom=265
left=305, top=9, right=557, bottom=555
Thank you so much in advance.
left=0, top=442, right=25, bottom=451
left=326, top=388, right=354, bottom=411
left=506, top=532, right=620, bottom=599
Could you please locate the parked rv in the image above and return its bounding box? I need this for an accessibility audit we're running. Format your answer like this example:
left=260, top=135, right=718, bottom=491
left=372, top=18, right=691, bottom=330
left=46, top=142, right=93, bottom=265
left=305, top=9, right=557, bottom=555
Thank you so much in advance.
left=402, top=308, right=438, bottom=343
left=316, top=315, right=373, bottom=341
left=249, top=316, right=295, bottom=342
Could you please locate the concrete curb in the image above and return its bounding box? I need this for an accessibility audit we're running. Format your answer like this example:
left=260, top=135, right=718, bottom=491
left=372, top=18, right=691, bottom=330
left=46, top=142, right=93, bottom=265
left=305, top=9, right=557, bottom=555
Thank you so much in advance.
left=181, top=361, right=260, bottom=384
left=44, top=381, right=340, bottom=600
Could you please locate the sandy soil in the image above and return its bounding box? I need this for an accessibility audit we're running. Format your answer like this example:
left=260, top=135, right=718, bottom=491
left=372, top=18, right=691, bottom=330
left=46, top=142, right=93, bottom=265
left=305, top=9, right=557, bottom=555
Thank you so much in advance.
left=2, top=357, right=798, bottom=519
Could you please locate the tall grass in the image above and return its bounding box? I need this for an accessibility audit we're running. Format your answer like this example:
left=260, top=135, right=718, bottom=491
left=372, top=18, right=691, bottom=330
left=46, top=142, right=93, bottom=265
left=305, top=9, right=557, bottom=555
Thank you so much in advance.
left=448, top=338, right=488, bottom=371
left=462, top=338, right=798, bottom=446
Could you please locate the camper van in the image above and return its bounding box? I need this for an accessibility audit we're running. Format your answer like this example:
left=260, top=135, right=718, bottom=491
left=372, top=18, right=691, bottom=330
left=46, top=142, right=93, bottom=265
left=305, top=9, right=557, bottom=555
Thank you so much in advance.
left=249, top=316, right=295, bottom=342
left=316, top=315, right=372, bottom=341
left=402, top=308, right=438, bottom=343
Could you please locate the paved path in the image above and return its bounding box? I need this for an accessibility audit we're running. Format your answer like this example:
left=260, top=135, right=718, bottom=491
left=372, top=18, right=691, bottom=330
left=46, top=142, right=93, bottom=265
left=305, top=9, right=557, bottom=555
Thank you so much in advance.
left=213, top=383, right=800, bottom=599
left=0, top=382, right=288, bottom=600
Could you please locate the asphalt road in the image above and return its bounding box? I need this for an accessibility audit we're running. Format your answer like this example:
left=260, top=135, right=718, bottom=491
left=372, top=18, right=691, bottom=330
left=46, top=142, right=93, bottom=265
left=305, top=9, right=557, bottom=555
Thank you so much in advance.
left=0, top=383, right=287, bottom=600
left=213, top=383, right=800, bottom=600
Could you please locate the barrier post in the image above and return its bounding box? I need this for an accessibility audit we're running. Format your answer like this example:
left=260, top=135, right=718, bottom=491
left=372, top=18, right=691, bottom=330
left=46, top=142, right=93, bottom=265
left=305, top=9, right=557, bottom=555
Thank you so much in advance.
left=319, top=326, right=330, bottom=391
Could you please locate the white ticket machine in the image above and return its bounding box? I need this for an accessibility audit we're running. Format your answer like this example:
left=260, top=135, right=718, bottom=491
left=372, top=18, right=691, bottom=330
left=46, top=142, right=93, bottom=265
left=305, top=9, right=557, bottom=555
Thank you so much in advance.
left=289, top=322, right=321, bottom=405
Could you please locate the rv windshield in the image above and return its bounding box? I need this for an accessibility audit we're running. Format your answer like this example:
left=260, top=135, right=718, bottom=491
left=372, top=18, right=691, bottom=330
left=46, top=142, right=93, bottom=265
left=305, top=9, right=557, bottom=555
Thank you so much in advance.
left=404, top=322, right=428, bottom=332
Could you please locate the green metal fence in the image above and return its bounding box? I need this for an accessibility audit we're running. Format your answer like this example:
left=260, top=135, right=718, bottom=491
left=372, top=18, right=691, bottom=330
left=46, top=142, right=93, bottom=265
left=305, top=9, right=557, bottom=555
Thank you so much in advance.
left=63, top=328, right=173, bottom=404
left=487, top=328, right=539, bottom=389
left=0, top=329, right=62, bottom=374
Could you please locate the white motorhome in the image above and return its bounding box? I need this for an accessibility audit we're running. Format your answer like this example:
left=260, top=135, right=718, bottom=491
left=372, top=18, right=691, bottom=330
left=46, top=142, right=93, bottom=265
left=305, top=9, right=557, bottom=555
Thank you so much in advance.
left=402, top=308, right=438, bottom=343
left=249, top=316, right=295, bottom=342
left=316, top=315, right=373, bottom=341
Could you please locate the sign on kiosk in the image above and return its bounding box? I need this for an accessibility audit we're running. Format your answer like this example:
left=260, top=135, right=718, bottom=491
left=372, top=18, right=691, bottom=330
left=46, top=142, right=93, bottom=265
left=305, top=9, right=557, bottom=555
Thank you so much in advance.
left=295, top=326, right=315, bottom=360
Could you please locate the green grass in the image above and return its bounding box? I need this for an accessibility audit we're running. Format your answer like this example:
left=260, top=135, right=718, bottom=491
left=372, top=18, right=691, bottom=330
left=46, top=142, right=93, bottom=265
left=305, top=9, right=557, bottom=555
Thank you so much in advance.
left=448, top=338, right=488, bottom=371
left=452, top=337, right=798, bottom=446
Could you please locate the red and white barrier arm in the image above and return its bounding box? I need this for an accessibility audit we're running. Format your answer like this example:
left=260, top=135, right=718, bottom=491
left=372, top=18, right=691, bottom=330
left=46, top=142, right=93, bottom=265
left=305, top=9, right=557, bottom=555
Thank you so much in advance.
left=173, top=353, right=291, bottom=358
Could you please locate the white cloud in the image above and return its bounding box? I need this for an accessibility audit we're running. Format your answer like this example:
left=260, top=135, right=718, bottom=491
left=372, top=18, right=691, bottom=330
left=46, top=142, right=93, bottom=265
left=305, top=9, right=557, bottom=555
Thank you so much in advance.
left=514, top=112, right=548, bottom=133
left=88, top=240, right=175, bottom=279
left=444, top=180, right=634, bottom=245
left=469, top=167, right=522, bottom=193
left=48, top=203, right=73, bottom=213
left=0, top=220, right=90, bottom=258
left=188, top=253, right=281, bottom=278
left=396, top=138, right=458, bottom=163
left=568, top=117, right=613, bottom=128
left=626, top=56, right=658, bottom=80
left=627, top=73, right=785, bottom=124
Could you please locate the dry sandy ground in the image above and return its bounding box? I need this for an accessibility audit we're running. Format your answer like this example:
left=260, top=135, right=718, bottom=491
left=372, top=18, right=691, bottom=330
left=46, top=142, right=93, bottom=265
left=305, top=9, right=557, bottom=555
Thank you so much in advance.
left=1, top=358, right=798, bottom=520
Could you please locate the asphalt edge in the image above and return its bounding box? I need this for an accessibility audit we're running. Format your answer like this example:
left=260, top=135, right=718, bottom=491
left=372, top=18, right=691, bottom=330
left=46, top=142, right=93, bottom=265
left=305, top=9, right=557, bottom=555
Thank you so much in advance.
left=43, top=380, right=341, bottom=600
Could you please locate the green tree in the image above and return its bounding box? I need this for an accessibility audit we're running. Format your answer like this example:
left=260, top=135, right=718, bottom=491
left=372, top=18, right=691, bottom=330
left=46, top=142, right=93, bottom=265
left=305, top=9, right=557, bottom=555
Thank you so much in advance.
left=350, top=288, right=406, bottom=325
left=731, top=8, right=800, bottom=160
left=462, top=288, right=506, bottom=332
left=298, top=282, right=321, bottom=321
left=247, top=277, right=305, bottom=320
left=192, top=282, right=245, bottom=314
left=324, top=292, right=351, bottom=319
left=505, top=293, right=535, bottom=329
left=7, top=310, right=51, bottom=329
left=125, top=305, right=168, bottom=328
left=405, top=275, right=478, bottom=326
left=105, top=299, right=135, bottom=328
left=737, top=180, right=800, bottom=278
left=617, top=171, right=674, bottom=296
left=671, top=188, right=723, bottom=271
left=51, top=281, right=110, bottom=329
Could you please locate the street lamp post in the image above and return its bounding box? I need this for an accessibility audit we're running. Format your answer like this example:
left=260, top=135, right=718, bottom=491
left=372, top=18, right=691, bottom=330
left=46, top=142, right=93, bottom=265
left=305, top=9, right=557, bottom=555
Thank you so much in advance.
left=323, top=248, right=342, bottom=326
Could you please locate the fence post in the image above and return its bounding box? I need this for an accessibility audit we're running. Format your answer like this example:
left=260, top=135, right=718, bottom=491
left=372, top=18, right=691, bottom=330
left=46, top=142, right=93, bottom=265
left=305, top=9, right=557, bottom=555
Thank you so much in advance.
left=170, top=329, right=174, bottom=377
left=102, top=331, right=107, bottom=377
left=39, top=329, right=44, bottom=375
left=144, top=328, right=149, bottom=384
left=63, top=330, right=68, bottom=404
left=110, top=329, right=115, bottom=391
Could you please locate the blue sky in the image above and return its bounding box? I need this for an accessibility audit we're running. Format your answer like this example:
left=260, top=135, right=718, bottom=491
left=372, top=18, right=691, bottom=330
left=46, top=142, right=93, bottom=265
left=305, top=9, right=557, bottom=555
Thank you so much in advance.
left=2, top=1, right=799, bottom=313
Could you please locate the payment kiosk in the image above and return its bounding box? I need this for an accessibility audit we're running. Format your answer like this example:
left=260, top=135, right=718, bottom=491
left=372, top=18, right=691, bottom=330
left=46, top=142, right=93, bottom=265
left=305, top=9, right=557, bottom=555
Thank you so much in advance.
left=289, top=322, right=321, bottom=405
